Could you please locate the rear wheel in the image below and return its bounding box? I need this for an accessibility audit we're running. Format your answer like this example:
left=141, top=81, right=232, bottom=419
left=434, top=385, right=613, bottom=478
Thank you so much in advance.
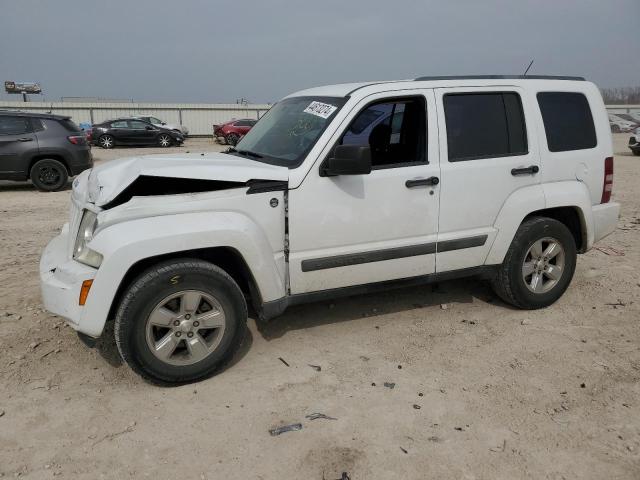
left=491, top=217, right=577, bottom=309
left=114, top=259, right=247, bottom=384
left=98, top=135, right=115, bottom=149
left=30, top=159, right=68, bottom=191
left=226, top=133, right=239, bottom=146
left=158, top=134, right=172, bottom=147
left=633, top=150, right=640, bottom=156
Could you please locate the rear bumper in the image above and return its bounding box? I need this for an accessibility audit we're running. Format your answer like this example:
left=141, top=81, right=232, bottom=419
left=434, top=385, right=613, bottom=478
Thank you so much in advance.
left=592, top=202, right=620, bottom=244
left=69, top=148, right=93, bottom=176
left=40, top=225, right=99, bottom=336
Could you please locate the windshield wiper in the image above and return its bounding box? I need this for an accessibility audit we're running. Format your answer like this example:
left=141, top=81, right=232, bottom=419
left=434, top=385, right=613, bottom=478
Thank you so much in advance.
left=236, top=149, right=263, bottom=159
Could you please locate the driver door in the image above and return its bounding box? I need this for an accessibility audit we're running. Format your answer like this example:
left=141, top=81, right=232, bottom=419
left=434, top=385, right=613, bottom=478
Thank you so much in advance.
left=288, top=90, right=441, bottom=294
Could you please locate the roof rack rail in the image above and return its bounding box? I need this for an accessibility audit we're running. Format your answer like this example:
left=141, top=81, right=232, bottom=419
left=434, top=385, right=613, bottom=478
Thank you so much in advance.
left=414, top=75, right=585, bottom=81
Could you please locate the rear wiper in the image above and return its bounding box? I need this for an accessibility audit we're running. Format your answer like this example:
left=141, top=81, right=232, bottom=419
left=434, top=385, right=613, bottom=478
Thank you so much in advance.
left=225, top=147, right=237, bottom=153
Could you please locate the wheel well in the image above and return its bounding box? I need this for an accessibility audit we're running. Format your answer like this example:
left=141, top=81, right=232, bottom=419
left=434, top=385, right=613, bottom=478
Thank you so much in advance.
left=106, top=247, right=260, bottom=322
left=524, top=207, right=586, bottom=252
left=28, top=154, right=71, bottom=176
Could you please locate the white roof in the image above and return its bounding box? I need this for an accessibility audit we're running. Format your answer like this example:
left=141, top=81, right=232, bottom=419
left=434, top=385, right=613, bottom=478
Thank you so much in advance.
left=285, top=76, right=590, bottom=99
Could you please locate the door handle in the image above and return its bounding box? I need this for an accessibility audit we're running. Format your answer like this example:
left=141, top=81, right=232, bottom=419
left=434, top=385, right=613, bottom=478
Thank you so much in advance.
left=405, top=176, right=439, bottom=188
left=17, top=137, right=33, bottom=142
left=511, top=165, right=539, bottom=176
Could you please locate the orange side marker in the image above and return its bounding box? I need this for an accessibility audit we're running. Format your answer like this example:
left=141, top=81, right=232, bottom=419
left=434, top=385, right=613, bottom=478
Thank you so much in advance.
left=79, top=279, right=94, bottom=306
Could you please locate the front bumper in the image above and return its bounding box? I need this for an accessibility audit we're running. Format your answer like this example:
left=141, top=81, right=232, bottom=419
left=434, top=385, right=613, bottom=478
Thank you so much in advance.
left=40, top=224, right=98, bottom=335
left=592, top=202, right=620, bottom=243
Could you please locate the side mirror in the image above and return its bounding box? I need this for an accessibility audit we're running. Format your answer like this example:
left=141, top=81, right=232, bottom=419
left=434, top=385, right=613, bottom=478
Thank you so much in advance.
left=321, top=145, right=372, bottom=176
left=145, top=126, right=154, bottom=130
left=161, top=122, right=167, bottom=125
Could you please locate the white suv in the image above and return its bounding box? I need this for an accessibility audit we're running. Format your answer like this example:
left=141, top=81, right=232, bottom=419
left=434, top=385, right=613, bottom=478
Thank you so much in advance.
left=40, top=76, right=620, bottom=383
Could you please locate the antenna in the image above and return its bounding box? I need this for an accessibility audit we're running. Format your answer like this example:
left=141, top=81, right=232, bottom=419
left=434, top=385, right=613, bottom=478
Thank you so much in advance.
left=523, top=59, right=534, bottom=76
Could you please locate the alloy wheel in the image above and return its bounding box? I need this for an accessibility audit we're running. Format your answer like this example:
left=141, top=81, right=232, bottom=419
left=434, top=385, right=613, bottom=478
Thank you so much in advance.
left=38, top=166, right=62, bottom=186
left=100, top=136, right=113, bottom=148
left=159, top=135, right=171, bottom=147
left=145, top=290, right=226, bottom=366
left=522, top=237, right=565, bottom=294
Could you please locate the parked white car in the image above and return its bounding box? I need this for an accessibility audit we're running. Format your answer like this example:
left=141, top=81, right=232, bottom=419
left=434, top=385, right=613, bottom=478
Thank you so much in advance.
left=40, top=75, right=620, bottom=383
left=608, top=114, right=636, bottom=133
left=134, top=115, right=189, bottom=136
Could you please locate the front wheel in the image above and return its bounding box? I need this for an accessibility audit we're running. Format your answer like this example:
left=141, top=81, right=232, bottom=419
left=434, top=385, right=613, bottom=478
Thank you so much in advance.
left=491, top=217, right=577, bottom=309
left=158, top=134, right=173, bottom=147
left=226, top=133, right=239, bottom=146
left=114, top=259, right=248, bottom=384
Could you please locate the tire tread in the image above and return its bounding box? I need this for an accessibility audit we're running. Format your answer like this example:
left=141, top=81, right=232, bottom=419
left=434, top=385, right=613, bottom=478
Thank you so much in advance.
left=114, top=259, right=247, bottom=384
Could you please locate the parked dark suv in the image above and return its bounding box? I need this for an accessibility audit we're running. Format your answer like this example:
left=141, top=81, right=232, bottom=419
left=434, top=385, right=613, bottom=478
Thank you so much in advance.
left=0, top=111, right=93, bottom=191
left=91, top=118, right=184, bottom=149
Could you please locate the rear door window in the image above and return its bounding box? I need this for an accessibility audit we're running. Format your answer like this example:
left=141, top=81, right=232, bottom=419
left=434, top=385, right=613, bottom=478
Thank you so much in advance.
left=444, top=92, right=528, bottom=161
left=110, top=121, right=128, bottom=128
left=537, top=92, right=597, bottom=152
left=128, top=120, right=150, bottom=130
left=0, top=116, right=32, bottom=135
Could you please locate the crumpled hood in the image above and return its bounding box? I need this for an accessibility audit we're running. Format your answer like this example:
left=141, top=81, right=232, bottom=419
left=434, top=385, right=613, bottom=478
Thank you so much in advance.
left=85, top=152, right=288, bottom=206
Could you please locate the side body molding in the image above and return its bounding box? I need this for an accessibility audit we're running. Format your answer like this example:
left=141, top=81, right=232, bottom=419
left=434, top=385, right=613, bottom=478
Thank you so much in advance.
left=79, top=211, right=286, bottom=337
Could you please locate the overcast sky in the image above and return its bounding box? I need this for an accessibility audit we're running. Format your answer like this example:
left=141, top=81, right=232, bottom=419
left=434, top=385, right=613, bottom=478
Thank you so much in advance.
left=1, top=0, right=638, bottom=104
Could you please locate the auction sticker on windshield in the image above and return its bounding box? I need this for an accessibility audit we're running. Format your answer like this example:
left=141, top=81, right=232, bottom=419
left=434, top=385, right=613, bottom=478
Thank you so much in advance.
left=303, top=101, right=337, bottom=119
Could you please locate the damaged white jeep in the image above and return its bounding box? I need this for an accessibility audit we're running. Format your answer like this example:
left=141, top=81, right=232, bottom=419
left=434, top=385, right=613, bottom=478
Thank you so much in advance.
left=41, top=76, right=620, bottom=383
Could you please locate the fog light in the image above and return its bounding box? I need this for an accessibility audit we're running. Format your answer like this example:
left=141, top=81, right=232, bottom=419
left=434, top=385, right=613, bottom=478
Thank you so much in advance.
left=79, top=279, right=93, bottom=306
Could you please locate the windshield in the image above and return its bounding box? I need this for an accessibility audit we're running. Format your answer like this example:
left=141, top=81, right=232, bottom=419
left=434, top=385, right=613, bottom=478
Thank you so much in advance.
left=232, top=96, right=347, bottom=167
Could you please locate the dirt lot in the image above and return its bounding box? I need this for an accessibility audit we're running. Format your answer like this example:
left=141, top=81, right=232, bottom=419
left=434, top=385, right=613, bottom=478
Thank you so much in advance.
left=0, top=135, right=638, bottom=479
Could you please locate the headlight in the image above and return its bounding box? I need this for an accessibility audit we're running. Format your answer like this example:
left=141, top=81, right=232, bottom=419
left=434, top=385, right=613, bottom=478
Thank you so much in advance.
left=73, top=210, right=103, bottom=268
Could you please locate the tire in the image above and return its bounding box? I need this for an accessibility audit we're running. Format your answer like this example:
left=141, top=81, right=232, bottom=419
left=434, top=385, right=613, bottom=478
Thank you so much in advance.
left=98, top=135, right=115, bottom=149
left=491, top=217, right=577, bottom=309
left=30, top=159, right=68, bottom=192
left=158, top=134, right=173, bottom=147
left=226, top=133, right=239, bottom=146
left=114, top=259, right=248, bottom=384
left=633, top=150, right=640, bottom=156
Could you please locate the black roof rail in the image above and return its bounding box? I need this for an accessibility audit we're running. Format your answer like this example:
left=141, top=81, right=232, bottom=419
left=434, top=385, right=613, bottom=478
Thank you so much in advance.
left=414, top=75, right=586, bottom=81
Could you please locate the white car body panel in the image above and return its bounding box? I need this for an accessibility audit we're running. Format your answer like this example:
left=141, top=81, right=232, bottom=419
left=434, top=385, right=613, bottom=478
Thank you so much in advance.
left=288, top=88, right=440, bottom=294
left=86, top=152, right=287, bottom=206
left=40, top=77, right=621, bottom=338
left=434, top=85, right=542, bottom=272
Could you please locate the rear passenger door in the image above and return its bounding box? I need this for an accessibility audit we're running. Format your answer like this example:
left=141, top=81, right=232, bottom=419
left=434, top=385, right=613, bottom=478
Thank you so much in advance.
left=435, top=87, right=542, bottom=272
left=109, top=120, right=130, bottom=144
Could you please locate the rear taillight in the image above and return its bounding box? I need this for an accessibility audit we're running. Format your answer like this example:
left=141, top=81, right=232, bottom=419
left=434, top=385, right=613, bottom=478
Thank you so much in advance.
left=67, top=135, right=87, bottom=146
left=601, top=156, right=614, bottom=203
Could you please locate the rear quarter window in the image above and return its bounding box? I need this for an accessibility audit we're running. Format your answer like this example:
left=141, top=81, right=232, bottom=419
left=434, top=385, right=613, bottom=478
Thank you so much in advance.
left=537, top=92, right=597, bottom=152
left=58, top=119, right=82, bottom=132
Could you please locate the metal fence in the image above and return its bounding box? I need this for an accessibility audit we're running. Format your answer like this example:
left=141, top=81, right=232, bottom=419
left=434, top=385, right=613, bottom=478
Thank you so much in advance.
left=1, top=100, right=638, bottom=136
left=0, top=101, right=272, bottom=136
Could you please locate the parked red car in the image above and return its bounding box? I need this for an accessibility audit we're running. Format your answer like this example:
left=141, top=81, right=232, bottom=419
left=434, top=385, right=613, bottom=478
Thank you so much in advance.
left=213, top=118, right=257, bottom=146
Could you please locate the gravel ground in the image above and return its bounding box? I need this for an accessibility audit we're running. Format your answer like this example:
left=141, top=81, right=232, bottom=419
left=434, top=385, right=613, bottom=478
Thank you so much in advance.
left=0, top=135, right=638, bottom=479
